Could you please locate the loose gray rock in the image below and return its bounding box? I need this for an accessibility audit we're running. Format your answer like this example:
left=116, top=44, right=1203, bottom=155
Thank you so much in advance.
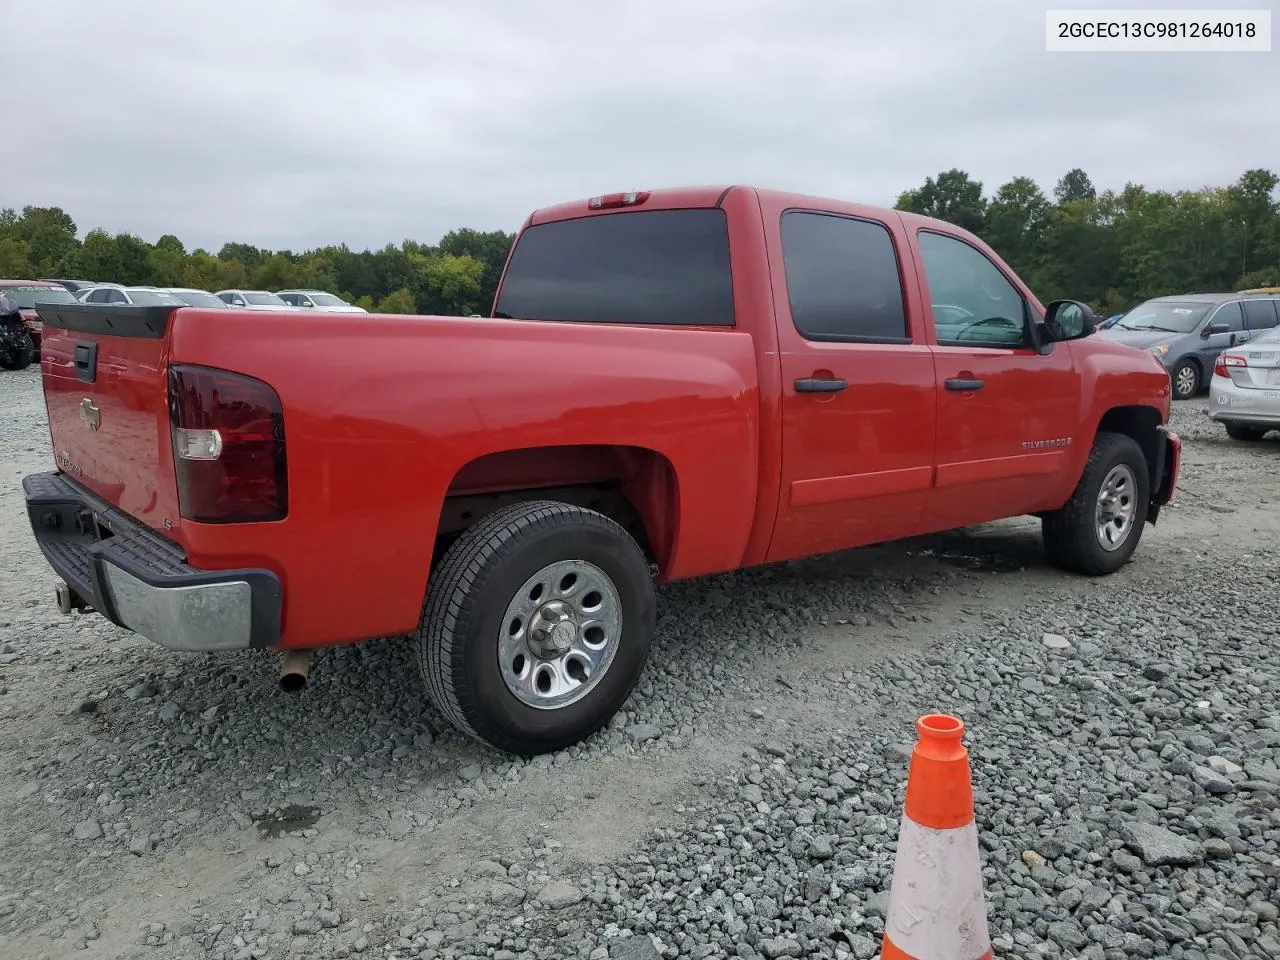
left=1119, top=822, right=1205, bottom=866
left=73, top=820, right=102, bottom=841
left=609, top=936, right=662, bottom=960
left=1192, top=765, right=1236, bottom=794
left=627, top=723, right=662, bottom=743
left=536, top=880, right=584, bottom=909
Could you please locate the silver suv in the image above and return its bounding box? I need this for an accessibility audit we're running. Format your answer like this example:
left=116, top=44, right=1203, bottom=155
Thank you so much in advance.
left=1098, top=292, right=1280, bottom=399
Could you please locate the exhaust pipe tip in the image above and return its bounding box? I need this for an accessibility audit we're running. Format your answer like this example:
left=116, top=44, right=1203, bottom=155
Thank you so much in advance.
left=279, top=672, right=307, bottom=693
left=279, top=650, right=312, bottom=693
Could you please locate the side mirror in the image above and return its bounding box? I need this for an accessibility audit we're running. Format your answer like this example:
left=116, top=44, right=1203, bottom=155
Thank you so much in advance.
left=1042, top=299, right=1097, bottom=343
left=1204, top=322, right=1229, bottom=337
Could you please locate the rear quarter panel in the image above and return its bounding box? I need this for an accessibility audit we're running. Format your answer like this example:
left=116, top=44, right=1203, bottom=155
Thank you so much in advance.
left=168, top=310, right=761, bottom=648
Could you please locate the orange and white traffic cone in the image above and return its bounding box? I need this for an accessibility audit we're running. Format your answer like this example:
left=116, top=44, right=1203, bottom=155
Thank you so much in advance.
left=881, top=713, right=992, bottom=960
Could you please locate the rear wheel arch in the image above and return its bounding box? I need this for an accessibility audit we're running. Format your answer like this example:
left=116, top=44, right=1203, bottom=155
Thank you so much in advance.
left=431, top=444, right=680, bottom=576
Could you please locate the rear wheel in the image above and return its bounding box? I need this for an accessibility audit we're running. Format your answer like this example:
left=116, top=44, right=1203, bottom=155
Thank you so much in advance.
left=415, top=500, right=655, bottom=755
left=1171, top=359, right=1200, bottom=400
left=1224, top=422, right=1268, bottom=442
left=1042, top=431, right=1150, bottom=576
left=0, top=328, right=35, bottom=371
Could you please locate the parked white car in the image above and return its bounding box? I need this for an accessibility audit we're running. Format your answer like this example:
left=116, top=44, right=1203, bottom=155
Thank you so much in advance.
left=79, top=284, right=186, bottom=306
left=165, top=288, right=231, bottom=308
left=1208, top=323, right=1280, bottom=441
left=215, top=290, right=296, bottom=311
left=276, top=289, right=367, bottom=313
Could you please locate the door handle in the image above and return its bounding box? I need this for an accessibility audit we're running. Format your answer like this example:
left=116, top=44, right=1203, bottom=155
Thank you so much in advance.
left=945, top=377, right=985, bottom=392
left=795, top=377, right=848, bottom=393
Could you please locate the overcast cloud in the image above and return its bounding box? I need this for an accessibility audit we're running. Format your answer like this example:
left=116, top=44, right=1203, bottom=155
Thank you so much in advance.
left=3, top=0, right=1277, bottom=252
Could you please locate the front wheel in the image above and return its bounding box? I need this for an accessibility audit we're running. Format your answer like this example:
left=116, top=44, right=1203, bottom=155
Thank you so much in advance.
left=1224, top=422, right=1268, bottom=442
left=1170, top=359, right=1200, bottom=400
left=0, top=328, right=35, bottom=370
left=415, top=500, right=655, bottom=755
left=1042, top=431, right=1150, bottom=576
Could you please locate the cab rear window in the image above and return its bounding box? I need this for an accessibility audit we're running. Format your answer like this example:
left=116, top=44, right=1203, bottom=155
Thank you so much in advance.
left=494, top=209, right=735, bottom=326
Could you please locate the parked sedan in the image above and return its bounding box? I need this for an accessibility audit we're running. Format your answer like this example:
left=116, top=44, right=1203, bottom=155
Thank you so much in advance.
left=276, top=289, right=367, bottom=313
left=1208, top=325, right=1280, bottom=440
left=165, top=288, right=231, bottom=308
left=79, top=285, right=186, bottom=306
left=216, top=289, right=295, bottom=311
left=39, top=278, right=100, bottom=294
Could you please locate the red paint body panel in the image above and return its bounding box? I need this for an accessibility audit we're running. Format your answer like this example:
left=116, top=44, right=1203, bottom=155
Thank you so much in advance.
left=164, top=309, right=761, bottom=647
left=40, top=328, right=179, bottom=528
left=34, top=186, right=1175, bottom=651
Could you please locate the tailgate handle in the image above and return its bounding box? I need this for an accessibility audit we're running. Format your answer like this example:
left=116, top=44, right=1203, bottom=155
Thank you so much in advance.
left=74, top=341, right=98, bottom=383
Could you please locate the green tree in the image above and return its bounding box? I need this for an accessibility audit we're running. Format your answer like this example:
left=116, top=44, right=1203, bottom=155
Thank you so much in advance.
left=1054, top=169, right=1096, bottom=204
left=981, top=176, right=1051, bottom=273
left=896, top=169, right=987, bottom=234
left=151, top=234, right=188, bottom=286
left=376, top=287, right=416, bottom=314
left=254, top=253, right=302, bottom=291
left=0, top=236, right=33, bottom=276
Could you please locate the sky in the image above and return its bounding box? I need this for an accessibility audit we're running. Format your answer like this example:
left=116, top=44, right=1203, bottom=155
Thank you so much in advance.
left=3, top=0, right=1277, bottom=253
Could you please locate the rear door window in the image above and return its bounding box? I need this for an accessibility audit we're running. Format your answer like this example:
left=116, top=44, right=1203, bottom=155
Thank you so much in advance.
left=779, top=211, right=909, bottom=342
left=494, top=209, right=735, bottom=326
left=1243, top=299, right=1279, bottom=331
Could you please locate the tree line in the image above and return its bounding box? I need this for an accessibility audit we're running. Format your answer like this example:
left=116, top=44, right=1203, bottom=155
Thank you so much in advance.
left=0, top=208, right=515, bottom=316
left=896, top=168, right=1280, bottom=312
left=2, top=168, right=1278, bottom=316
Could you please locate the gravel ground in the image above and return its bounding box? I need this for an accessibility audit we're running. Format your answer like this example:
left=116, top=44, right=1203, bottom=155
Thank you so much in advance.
left=2, top=363, right=1279, bottom=960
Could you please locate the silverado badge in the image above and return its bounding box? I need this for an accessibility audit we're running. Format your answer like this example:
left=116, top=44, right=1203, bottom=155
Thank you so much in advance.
left=79, top=398, right=101, bottom=432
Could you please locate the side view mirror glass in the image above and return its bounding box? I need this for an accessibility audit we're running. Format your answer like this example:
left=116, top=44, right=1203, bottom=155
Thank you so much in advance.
left=1043, top=299, right=1096, bottom=341
left=1205, top=322, right=1229, bottom=337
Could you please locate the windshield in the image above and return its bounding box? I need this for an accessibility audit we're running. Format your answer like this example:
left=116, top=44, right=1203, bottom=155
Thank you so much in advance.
left=310, top=293, right=346, bottom=306
left=1116, top=301, right=1211, bottom=333
left=2, top=285, right=79, bottom=308
left=245, top=292, right=288, bottom=306
left=172, top=290, right=228, bottom=308
left=126, top=290, right=184, bottom=306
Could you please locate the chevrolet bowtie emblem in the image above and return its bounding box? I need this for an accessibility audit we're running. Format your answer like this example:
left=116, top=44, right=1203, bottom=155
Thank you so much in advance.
left=79, top=398, right=101, bottom=431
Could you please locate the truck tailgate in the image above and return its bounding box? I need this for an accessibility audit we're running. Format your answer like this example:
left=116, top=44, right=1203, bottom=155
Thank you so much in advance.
left=36, top=304, right=181, bottom=535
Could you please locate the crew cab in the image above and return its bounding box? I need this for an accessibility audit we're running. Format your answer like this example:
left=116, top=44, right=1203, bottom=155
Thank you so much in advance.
left=25, top=185, right=1180, bottom=756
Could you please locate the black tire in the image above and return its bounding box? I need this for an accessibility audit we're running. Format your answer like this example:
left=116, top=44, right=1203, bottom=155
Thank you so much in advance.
left=416, top=500, right=655, bottom=756
left=0, top=329, right=35, bottom=371
left=1224, top=422, right=1268, bottom=442
left=1042, top=431, right=1150, bottom=576
left=1170, top=358, right=1200, bottom=400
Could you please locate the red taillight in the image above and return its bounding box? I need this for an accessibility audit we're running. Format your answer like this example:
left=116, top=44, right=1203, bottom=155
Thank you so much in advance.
left=167, top=364, right=287, bottom=523
left=587, top=190, right=651, bottom=210
left=1214, top=354, right=1246, bottom=378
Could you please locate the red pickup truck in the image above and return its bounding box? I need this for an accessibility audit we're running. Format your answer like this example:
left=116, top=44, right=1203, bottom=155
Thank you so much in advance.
left=25, top=186, right=1180, bottom=755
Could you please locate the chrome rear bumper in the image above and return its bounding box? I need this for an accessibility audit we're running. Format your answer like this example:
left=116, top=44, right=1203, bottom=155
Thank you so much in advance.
left=23, top=472, right=281, bottom=651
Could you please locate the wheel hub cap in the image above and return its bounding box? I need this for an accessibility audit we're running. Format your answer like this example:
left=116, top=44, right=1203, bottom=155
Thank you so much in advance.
left=498, top=559, right=623, bottom=710
left=1095, top=463, right=1137, bottom=552
left=528, top=601, right=576, bottom=658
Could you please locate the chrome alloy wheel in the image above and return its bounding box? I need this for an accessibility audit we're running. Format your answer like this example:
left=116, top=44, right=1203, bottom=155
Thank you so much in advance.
left=498, top=559, right=622, bottom=710
left=1095, top=463, right=1137, bottom=551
